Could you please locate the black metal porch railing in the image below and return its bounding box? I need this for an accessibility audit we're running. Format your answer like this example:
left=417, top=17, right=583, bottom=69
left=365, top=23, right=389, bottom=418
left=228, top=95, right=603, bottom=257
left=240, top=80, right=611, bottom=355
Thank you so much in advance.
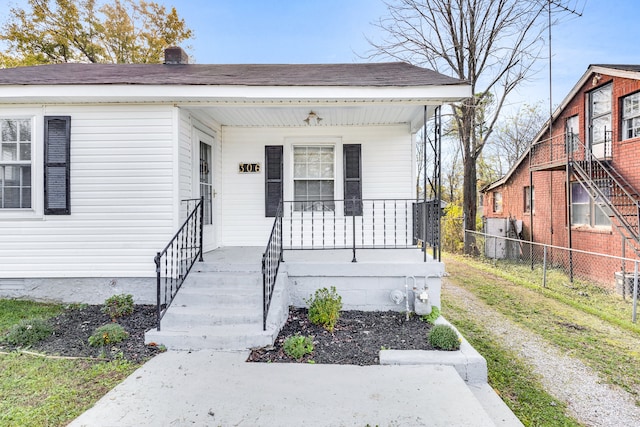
left=260, top=198, right=439, bottom=330
left=531, top=129, right=613, bottom=170
left=262, top=203, right=283, bottom=330
left=154, top=197, right=204, bottom=331
left=282, top=198, right=437, bottom=260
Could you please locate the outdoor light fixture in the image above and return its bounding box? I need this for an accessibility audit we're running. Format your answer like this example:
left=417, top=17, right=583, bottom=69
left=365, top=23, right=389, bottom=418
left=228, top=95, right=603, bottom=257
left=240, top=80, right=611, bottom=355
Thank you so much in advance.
left=303, top=111, right=322, bottom=125
left=592, top=73, right=602, bottom=86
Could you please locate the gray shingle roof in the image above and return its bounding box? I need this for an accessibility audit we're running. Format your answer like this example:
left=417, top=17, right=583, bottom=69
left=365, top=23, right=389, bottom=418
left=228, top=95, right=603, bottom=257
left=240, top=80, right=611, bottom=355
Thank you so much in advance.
left=590, top=64, right=640, bottom=73
left=0, top=62, right=464, bottom=87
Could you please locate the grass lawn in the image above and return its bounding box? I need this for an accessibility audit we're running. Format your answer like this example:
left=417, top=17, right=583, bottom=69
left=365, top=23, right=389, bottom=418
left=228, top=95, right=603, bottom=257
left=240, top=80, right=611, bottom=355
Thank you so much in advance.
left=444, top=254, right=640, bottom=399
left=0, top=300, right=139, bottom=427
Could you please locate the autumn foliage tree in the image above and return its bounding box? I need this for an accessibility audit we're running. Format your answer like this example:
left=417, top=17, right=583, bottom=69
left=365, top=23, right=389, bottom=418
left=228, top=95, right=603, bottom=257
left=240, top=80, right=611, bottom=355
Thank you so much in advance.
left=0, top=0, right=192, bottom=66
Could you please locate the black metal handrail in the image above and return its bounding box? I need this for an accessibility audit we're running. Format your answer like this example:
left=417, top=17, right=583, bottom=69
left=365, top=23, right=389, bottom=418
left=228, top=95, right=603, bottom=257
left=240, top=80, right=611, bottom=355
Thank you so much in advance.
left=570, top=135, right=640, bottom=242
left=281, top=198, right=437, bottom=261
left=262, top=202, right=283, bottom=331
left=154, top=197, right=204, bottom=331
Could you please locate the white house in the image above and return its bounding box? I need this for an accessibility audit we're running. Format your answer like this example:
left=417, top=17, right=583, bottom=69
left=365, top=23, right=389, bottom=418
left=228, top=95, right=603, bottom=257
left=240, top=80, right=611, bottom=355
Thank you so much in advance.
left=0, top=47, right=469, bottom=347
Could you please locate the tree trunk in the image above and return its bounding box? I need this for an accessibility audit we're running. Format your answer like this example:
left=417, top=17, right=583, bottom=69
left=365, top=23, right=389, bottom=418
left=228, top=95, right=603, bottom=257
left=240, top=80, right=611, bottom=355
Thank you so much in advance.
left=463, top=152, right=479, bottom=255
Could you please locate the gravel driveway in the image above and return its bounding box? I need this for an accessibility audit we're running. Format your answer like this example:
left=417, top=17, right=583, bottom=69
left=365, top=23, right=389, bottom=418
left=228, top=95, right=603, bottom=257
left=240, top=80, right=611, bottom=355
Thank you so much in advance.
left=443, top=278, right=640, bottom=427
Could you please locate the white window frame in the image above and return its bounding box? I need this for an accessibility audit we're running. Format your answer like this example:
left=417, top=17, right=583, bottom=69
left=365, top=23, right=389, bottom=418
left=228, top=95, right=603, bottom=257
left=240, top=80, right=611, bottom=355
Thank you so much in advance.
left=623, top=92, right=640, bottom=140
left=588, top=84, right=612, bottom=148
left=493, top=191, right=503, bottom=213
left=524, top=186, right=534, bottom=214
left=292, top=145, right=336, bottom=211
left=565, top=115, right=579, bottom=153
left=570, top=181, right=611, bottom=228
left=284, top=137, right=341, bottom=213
left=0, top=113, right=42, bottom=219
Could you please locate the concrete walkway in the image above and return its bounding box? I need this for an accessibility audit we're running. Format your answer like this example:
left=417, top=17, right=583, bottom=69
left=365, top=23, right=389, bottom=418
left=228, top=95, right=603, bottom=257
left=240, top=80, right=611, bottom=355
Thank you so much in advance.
left=70, top=350, right=509, bottom=427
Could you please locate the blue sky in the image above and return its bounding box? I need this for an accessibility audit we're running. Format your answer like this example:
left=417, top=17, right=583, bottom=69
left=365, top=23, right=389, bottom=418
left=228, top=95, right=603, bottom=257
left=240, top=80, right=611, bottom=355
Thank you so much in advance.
left=2, top=0, right=638, bottom=109
left=170, top=0, right=639, bottom=109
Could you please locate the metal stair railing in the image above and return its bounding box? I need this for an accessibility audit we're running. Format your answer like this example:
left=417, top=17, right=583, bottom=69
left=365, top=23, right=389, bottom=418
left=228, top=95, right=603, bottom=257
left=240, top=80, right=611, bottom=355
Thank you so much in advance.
left=154, top=197, right=204, bottom=331
left=570, top=136, right=640, bottom=249
left=262, top=202, right=283, bottom=331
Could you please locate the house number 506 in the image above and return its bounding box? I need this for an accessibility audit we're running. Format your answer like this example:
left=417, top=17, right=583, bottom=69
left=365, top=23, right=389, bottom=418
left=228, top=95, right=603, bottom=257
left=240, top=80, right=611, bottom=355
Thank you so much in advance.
left=238, top=163, right=261, bottom=173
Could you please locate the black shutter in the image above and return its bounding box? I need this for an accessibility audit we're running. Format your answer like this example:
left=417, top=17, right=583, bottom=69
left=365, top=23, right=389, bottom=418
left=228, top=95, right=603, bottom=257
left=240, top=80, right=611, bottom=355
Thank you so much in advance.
left=44, top=116, right=71, bottom=215
left=265, top=145, right=283, bottom=217
left=343, top=144, right=362, bottom=216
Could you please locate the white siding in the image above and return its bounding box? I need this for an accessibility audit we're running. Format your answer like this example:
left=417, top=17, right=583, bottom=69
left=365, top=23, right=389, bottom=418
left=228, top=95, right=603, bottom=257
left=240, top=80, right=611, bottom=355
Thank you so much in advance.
left=0, top=105, right=416, bottom=278
left=177, top=110, right=221, bottom=246
left=220, top=125, right=414, bottom=246
left=0, top=105, right=176, bottom=278
left=178, top=108, right=193, bottom=220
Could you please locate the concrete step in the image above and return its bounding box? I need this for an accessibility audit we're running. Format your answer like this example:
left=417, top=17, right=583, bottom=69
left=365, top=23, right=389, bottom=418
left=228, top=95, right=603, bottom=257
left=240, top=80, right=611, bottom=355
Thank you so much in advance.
left=184, top=272, right=262, bottom=289
left=145, top=323, right=277, bottom=351
left=171, top=287, right=262, bottom=307
left=161, top=306, right=262, bottom=327
left=191, top=262, right=262, bottom=274
left=149, top=267, right=271, bottom=350
left=468, top=383, right=525, bottom=427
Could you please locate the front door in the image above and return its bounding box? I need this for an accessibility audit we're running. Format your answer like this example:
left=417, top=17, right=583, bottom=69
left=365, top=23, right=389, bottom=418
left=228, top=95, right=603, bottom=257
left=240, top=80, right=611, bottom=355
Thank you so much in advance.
left=588, top=83, right=612, bottom=159
left=195, top=129, right=217, bottom=251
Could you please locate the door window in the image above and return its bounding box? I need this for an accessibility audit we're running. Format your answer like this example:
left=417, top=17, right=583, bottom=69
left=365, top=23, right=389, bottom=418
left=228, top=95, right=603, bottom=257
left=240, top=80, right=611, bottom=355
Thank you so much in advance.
left=588, top=84, right=612, bottom=155
left=199, top=141, right=213, bottom=225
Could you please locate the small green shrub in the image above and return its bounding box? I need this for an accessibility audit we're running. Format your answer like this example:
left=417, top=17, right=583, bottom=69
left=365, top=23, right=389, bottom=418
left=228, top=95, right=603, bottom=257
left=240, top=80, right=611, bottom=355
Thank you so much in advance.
left=283, top=334, right=314, bottom=360
left=428, top=324, right=461, bottom=351
left=88, top=323, right=129, bottom=347
left=421, top=306, right=441, bottom=325
left=305, top=286, right=343, bottom=332
left=102, top=294, right=134, bottom=320
left=3, top=318, right=53, bottom=347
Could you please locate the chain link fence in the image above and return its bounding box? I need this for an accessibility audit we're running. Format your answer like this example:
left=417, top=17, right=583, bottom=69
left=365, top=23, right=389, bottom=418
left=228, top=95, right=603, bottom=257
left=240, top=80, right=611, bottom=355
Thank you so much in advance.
left=464, top=230, right=639, bottom=322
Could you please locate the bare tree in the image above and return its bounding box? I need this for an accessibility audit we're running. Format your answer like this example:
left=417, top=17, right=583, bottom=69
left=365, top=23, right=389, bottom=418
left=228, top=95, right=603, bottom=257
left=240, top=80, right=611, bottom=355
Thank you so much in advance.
left=442, top=144, right=462, bottom=204
left=486, top=102, right=546, bottom=175
left=368, top=0, right=547, bottom=253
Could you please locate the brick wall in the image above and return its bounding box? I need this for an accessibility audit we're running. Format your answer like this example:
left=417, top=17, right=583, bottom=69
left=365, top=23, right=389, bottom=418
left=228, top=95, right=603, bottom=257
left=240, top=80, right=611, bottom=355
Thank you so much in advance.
left=482, top=69, right=640, bottom=290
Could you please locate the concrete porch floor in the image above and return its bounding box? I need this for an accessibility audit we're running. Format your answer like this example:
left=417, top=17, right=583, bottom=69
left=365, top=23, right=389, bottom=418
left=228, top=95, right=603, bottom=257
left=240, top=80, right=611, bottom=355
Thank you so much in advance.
left=202, top=246, right=433, bottom=265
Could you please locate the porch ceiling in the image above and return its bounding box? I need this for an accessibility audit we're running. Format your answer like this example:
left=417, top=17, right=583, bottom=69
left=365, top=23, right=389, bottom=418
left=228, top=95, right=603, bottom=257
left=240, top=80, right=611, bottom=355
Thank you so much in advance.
left=188, top=104, right=436, bottom=132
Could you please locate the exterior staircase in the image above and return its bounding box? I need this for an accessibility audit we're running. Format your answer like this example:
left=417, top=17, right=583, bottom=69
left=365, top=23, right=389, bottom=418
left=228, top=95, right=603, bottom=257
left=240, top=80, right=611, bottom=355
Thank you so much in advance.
left=145, top=260, right=280, bottom=351
left=573, top=159, right=640, bottom=256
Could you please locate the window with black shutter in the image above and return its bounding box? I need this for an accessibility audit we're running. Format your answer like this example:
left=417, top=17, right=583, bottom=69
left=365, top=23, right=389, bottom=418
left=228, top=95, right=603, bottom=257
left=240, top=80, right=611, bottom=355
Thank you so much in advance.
left=265, top=145, right=283, bottom=217
left=44, top=116, right=71, bottom=215
left=343, top=144, right=362, bottom=216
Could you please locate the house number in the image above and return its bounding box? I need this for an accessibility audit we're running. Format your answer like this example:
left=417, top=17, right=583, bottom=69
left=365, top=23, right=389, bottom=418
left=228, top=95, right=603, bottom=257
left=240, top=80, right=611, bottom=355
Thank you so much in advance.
left=238, top=163, right=261, bottom=173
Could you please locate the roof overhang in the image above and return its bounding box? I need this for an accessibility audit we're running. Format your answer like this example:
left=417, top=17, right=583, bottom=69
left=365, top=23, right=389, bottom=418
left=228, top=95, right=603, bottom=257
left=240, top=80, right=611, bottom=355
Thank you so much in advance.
left=0, top=83, right=470, bottom=131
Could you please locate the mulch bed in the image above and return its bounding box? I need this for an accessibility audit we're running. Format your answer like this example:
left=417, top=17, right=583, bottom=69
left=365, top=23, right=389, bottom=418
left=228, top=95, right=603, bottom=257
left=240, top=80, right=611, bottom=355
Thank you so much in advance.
left=0, top=305, right=162, bottom=363
left=248, top=307, right=434, bottom=365
left=2, top=306, right=434, bottom=365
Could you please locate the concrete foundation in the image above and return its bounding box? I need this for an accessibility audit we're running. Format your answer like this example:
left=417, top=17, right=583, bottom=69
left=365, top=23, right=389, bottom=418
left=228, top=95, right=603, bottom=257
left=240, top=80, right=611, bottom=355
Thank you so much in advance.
left=284, top=249, right=443, bottom=312
left=0, top=277, right=156, bottom=305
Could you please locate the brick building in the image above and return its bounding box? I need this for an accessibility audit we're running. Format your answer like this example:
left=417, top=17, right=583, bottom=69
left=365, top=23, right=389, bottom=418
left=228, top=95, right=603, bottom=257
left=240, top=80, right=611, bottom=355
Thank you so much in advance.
left=482, top=65, right=640, bottom=290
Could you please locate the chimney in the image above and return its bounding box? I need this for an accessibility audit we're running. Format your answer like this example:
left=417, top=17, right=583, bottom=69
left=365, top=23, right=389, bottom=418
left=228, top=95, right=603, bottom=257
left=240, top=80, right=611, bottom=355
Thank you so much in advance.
left=164, top=46, right=189, bottom=65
